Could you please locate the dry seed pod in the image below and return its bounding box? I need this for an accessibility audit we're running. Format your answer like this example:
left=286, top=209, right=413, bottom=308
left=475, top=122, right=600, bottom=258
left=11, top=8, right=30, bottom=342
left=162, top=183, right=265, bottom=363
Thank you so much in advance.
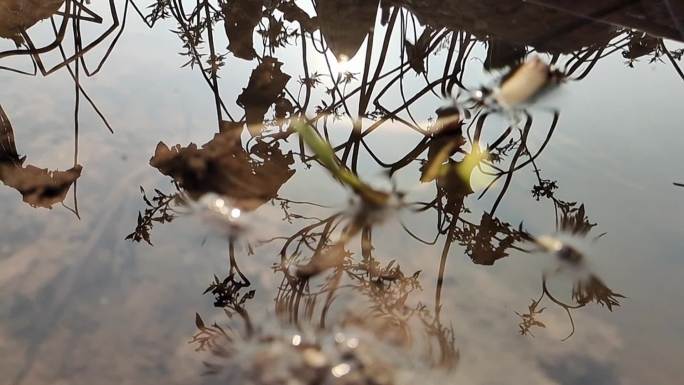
left=493, top=56, right=552, bottom=108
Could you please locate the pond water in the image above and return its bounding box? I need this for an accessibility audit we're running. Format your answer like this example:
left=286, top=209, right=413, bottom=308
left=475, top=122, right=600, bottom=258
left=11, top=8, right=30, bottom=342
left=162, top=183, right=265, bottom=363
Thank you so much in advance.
left=1, top=1, right=683, bottom=384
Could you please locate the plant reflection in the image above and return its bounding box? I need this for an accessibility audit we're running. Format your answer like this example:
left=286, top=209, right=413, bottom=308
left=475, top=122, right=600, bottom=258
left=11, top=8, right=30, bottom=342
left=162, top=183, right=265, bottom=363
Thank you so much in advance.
left=119, top=0, right=649, bottom=380
left=4, top=0, right=675, bottom=383
left=0, top=0, right=147, bottom=214
left=0, top=105, right=82, bottom=209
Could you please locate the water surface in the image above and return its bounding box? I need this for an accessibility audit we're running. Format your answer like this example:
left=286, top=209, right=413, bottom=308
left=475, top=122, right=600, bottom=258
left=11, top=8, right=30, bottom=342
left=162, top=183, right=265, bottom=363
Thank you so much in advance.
left=1, top=1, right=683, bottom=384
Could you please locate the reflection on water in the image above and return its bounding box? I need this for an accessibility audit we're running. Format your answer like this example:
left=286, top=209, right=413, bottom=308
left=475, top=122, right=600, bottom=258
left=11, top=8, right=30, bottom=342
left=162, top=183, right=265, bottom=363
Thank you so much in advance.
left=1, top=1, right=683, bottom=384
left=1, top=105, right=82, bottom=209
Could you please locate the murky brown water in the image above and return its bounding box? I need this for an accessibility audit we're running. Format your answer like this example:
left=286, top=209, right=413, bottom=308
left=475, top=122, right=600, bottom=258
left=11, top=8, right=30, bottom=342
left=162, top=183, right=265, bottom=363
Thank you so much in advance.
left=1, top=1, right=684, bottom=384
